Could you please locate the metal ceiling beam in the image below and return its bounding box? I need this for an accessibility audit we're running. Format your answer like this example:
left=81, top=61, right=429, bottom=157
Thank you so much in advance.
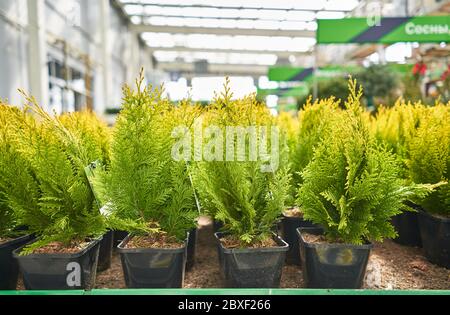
left=131, top=24, right=315, bottom=37
left=156, top=62, right=268, bottom=76
left=118, top=2, right=357, bottom=12
left=129, top=13, right=318, bottom=22
left=147, top=46, right=311, bottom=58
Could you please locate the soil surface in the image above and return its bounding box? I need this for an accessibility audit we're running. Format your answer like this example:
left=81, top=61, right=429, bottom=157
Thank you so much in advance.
left=220, top=235, right=278, bottom=249
left=31, top=241, right=89, bottom=254
left=301, top=232, right=328, bottom=244
left=93, top=217, right=449, bottom=290
left=125, top=234, right=184, bottom=249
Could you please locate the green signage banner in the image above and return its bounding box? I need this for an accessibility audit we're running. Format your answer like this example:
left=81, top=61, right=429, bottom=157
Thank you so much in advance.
left=268, top=67, right=312, bottom=82
left=257, top=85, right=309, bottom=98
left=268, top=65, right=362, bottom=82
left=317, top=16, right=450, bottom=44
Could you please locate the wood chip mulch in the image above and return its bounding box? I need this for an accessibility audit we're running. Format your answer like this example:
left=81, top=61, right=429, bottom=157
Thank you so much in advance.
left=94, top=217, right=449, bottom=290
left=14, top=216, right=449, bottom=290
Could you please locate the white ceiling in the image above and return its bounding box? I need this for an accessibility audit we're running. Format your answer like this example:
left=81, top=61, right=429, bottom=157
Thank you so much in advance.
left=116, top=0, right=361, bottom=67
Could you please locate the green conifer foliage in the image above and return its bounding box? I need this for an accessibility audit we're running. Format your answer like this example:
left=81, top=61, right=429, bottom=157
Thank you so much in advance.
left=0, top=104, right=39, bottom=239
left=407, top=103, right=450, bottom=216
left=59, top=110, right=111, bottom=167
left=297, top=79, right=437, bottom=244
left=287, top=97, right=340, bottom=204
left=0, top=98, right=106, bottom=253
left=193, top=80, right=291, bottom=246
left=95, top=74, right=198, bottom=241
left=371, top=101, right=426, bottom=179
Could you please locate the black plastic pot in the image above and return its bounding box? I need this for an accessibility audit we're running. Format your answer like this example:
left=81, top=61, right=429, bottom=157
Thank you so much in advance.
left=113, top=230, right=129, bottom=251
left=391, top=211, right=422, bottom=247
left=279, top=214, right=317, bottom=265
left=297, top=227, right=372, bottom=289
left=214, top=232, right=288, bottom=288
left=117, top=234, right=187, bottom=288
left=97, top=230, right=114, bottom=272
left=417, top=210, right=450, bottom=268
left=0, top=235, right=34, bottom=290
left=213, top=219, right=224, bottom=233
left=13, top=237, right=102, bottom=290
left=186, top=228, right=197, bottom=271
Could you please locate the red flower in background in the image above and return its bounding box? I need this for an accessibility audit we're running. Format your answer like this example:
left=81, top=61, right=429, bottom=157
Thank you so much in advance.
left=412, top=62, right=427, bottom=76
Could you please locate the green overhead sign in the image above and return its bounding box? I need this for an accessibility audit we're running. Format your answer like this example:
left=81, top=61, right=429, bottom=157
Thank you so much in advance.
left=317, top=16, right=450, bottom=44
left=257, top=85, right=309, bottom=98
left=268, top=67, right=312, bottom=82
left=268, top=65, right=362, bottom=82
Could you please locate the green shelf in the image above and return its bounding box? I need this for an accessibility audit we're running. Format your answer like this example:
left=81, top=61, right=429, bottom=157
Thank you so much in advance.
left=0, top=289, right=449, bottom=295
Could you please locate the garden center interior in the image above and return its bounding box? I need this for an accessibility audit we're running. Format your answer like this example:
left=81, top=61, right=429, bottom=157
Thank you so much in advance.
left=0, top=0, right=449, bottom=295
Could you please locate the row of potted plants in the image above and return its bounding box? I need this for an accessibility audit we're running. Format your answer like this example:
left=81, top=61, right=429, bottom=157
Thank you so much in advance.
left=371, top=100, right=450, bottom=267
left=275, top=80, right=446, bottom=288
left=0, top=96, right=111, bottom=290
left=0, top=75, right=448, bottom=291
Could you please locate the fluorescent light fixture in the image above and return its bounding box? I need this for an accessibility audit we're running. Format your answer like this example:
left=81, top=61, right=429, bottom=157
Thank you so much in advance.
left=142, top=33, right=316, bottom=53
left=316, top=11, right=346, bottom=19
left=153, top=50, right=278, bottom=66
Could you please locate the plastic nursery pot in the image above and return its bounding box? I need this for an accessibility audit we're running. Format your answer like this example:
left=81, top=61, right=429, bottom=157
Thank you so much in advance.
left=279, top=213, right=317, bottom=266
left=213, top=219, right=224, bottom=233
left=13, top=237, right=102, bottom=290
left=214, top=232, right=289, bottom=288
left=391, top=210, right=422, bottom=247
left=417, top=210, right=450, bottom=268
left=0, top=235, right=34, bottom=290
left=186, top=228, right=197, bottom=271
left=297, top=227, right=373, bottom=289
left=117, top=234, right=188, bottom=288
left=97, top=230, right=114, bottom=272
left=113, top=230, right=129, bottom=251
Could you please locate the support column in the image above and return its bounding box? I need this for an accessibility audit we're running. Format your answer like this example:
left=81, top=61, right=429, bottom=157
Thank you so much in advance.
left=27, top=0, right=48, bottom=109
left=99, top=0, right=111, bottom=115
left=377, top=45, right=386, bottom=65
left=313, top=45, right=319, bottom=100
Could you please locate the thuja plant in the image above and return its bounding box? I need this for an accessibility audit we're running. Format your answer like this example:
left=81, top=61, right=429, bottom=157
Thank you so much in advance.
left=93, top=75, right=199, bottom=241
left=0, top=98, right=106, bottom=253
left=193, top=80, right=291, bottom=246
left=59, top=110, right=111, bottom=167
left=276, top=111, right=299, bottom=159
left=371, top=101, right=426, bottom=178
left=407, top=103, right=450, bottom=217
left=0, top=103, right=38, bottom=240
left=297, top=79, right=438, bottom=244
left=287, top=97, right=340, bottom=204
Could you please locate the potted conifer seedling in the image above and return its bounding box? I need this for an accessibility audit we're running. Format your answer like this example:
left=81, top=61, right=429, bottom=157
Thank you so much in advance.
left=278, top=98, right=339, bottom=265
left=7, top=99, right=106, bottom=290
left=296, top=80, right=438, bottom=289
left=94, top=75, right=198, bottom=288
left=194, top=82, right=291, bottom=288
left=59, top=111, right=114, bottom=272
left=408, top=104, right=450, bottom=268
left=372, top=102, right=425, bottom=247
left=0, top=104, right=34, bottom=290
